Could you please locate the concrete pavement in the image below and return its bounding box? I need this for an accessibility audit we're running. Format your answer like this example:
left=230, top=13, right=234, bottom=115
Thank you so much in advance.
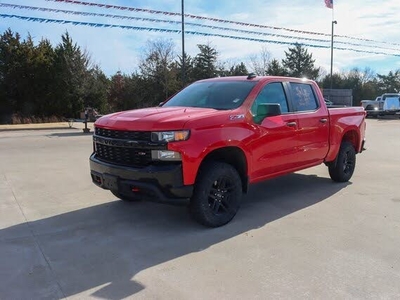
left=0, top=121, right=92, bottom=132
left=0, top=118, right=399, bottom=299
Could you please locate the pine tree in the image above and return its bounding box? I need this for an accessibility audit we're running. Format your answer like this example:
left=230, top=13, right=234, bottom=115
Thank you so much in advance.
left=0, top=29, right=22, bottom=122
left=193, top=44, right=218, bottom=80
left=282, top=44, right=320, bottom=79
left=377, top=70, right=400, bottom=93
left=53, top=32, right=91, bottom=117
left=266, top=59, right=288, bottom=76
left=175, top=52, right=195, bottom=86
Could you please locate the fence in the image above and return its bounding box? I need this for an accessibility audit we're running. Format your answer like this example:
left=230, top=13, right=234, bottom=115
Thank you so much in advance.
left=322, top=89, right=353, bottom=106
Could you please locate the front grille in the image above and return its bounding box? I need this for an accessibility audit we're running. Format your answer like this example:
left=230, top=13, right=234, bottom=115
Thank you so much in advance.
left=95, top=143, right=152, bottom=167
left=95, top=127, right=151, bottom=141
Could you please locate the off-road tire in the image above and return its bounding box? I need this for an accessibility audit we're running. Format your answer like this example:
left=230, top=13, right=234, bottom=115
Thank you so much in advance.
left=328, top=141, right=356, bottom=182
left=190, top=162, right=243, bottom=227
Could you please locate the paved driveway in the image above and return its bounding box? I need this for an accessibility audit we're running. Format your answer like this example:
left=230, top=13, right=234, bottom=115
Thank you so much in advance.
left=0, top=118, right=399, bottom=299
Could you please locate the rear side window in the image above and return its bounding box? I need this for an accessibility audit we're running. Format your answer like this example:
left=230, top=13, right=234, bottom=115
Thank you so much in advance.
left=251, top=82, right=289, bottom=114
left=291, top=83, right=319, bottom=112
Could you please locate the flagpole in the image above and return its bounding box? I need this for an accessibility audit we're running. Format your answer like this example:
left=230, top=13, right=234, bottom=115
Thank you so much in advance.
left=330, top=21, right=337, bottom=90
left=181, top=0, right=186, bottom=86
left=329, top=2, right=336, bottom=92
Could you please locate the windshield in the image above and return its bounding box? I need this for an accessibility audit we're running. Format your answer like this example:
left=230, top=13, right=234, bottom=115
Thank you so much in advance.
left=163, top=81, right=257, bottom=110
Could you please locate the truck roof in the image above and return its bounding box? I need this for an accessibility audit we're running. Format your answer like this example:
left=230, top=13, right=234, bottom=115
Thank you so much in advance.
left=196, top=75, right=315, bottom=84
left=382, top=93, right=399, bottom=96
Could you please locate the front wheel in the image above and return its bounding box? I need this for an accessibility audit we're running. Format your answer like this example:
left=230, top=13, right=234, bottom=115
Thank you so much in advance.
left=328, top=141, right=356, bottom=182
left=190, top=162, right=243, bottom=227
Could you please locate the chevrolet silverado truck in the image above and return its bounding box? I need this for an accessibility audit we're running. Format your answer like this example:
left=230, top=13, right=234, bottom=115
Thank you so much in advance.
left=361, top=93, right=400, bottom=117
left=90, top=75, right=366, bottom=227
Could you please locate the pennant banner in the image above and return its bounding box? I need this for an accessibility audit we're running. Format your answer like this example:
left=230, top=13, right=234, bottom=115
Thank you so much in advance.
left=2, top=3, right=399, bottom=52
left=1, top=13, right=399, bottom=58
left=43, top=0, right=400, bottom=47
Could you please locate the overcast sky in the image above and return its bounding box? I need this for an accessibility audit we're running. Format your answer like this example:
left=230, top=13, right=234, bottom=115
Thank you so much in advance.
left=0, top=0, right=399, bottom=77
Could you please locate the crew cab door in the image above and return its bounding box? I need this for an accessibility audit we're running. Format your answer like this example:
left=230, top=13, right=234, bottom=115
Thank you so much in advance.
left=249, top=82, right=300, bottom=180
left=288, top=82, right=329, bottom=166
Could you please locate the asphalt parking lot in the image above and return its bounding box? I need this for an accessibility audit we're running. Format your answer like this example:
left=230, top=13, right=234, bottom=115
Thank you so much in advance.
left=1, top=118, right=400, bottom=299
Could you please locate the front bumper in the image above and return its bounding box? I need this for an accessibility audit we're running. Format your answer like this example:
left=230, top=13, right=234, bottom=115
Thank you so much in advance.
left=90, top=154, right=193, bottom=204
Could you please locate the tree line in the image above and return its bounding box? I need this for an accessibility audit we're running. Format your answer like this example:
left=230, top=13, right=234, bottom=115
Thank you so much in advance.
left=1, top=29, right=399, bottom=124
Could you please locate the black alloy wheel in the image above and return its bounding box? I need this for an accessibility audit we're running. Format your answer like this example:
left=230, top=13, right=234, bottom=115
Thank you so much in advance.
left=190, top=162, right=243, bottom=227
left=208, top=176, right=236, bottom=215
left=328, top=141, right=356, bottom=182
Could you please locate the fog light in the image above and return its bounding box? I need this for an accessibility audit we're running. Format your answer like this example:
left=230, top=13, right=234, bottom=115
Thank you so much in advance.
left=151, top=150, right=182, bottom=161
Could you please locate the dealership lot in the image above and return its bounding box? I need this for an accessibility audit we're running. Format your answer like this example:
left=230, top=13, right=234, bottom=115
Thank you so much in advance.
left=1, top=119, right=400, bottom=299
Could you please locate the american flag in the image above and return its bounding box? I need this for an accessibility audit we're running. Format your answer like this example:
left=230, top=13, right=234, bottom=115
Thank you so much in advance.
left=325, top=0, right=333, bottom=9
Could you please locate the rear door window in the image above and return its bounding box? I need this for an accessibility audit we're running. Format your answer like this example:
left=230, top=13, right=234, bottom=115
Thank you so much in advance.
left=290, top=83, right=319, bottom=112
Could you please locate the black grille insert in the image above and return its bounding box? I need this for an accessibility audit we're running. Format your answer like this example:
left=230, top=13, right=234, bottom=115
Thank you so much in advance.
left=95, top=143, right=152, bottom=167
left=93, top=127, right=167, bottom=167
left=95, top=127, right=151, bottom=141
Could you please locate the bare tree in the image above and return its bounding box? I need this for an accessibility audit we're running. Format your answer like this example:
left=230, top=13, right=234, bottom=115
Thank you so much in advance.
left=139, top=38, right=178, bottom=99
left=248, top=46, right=271, bottom=76
left=360, top=67, right=376, bottom=85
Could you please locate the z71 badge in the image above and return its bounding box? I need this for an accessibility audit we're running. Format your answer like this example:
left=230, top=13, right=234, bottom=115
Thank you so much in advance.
left=229, top=114, right=245, bottom=121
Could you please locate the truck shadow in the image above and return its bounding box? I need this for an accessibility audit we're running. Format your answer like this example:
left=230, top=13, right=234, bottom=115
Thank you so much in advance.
left=0, top=173, right=350, bottom=299
left=47, top=131, right=93, bottom=138
left=0, top=126, right=72, bottom=132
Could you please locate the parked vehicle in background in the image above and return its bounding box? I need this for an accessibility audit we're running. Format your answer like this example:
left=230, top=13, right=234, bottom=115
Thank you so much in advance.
left=324, top=98, right=334, bottom=106
left=90, top=75, right=366, bottom=227
left=361, top=93, right=400, bottom=117
left=324, top=98, right=347, bottom=108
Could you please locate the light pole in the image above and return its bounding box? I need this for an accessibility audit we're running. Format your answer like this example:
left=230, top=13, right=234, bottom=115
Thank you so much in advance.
left=330, top=20, right=337, bottom=92
left=181, top=0, right=185, bottom=86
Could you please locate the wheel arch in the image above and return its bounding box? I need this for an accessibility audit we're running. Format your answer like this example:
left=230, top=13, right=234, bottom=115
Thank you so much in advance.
left=325, top=128, right=361, bottom=166
left=342, top=129, right=361, bottom=153
left=197, top=146, right=249, bottom=193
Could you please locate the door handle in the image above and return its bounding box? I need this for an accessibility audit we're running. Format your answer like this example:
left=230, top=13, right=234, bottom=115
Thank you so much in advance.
left=286, top=121, right=297, bottom=127
left=319, top=118, right=328, bottom=123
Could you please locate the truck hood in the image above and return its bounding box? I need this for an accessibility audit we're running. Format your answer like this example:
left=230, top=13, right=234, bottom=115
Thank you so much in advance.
left=95, top=107, right=224, bottom=131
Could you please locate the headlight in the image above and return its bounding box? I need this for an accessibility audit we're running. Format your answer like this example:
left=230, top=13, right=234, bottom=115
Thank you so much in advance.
left=374, top=107, right=379, bottom=110
left=151, top=130, right=190, bottom=142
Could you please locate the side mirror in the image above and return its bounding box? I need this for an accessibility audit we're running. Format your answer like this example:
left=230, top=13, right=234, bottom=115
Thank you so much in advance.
left=254, top=103, right=281, bottom=123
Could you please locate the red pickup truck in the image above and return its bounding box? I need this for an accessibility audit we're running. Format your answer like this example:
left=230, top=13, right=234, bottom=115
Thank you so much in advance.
left=90, top=75, right=366, bottom=227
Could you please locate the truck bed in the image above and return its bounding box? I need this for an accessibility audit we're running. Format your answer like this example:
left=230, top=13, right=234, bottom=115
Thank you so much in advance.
left=325, top=106, right=366, bottom=161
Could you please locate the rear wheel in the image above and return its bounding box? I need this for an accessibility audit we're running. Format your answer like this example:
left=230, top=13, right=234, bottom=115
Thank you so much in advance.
left=111, top=190, right=141, bottom=202
left=328, top=141, right=356, bottom=182
left=190, top=162, right=243, bottom=227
